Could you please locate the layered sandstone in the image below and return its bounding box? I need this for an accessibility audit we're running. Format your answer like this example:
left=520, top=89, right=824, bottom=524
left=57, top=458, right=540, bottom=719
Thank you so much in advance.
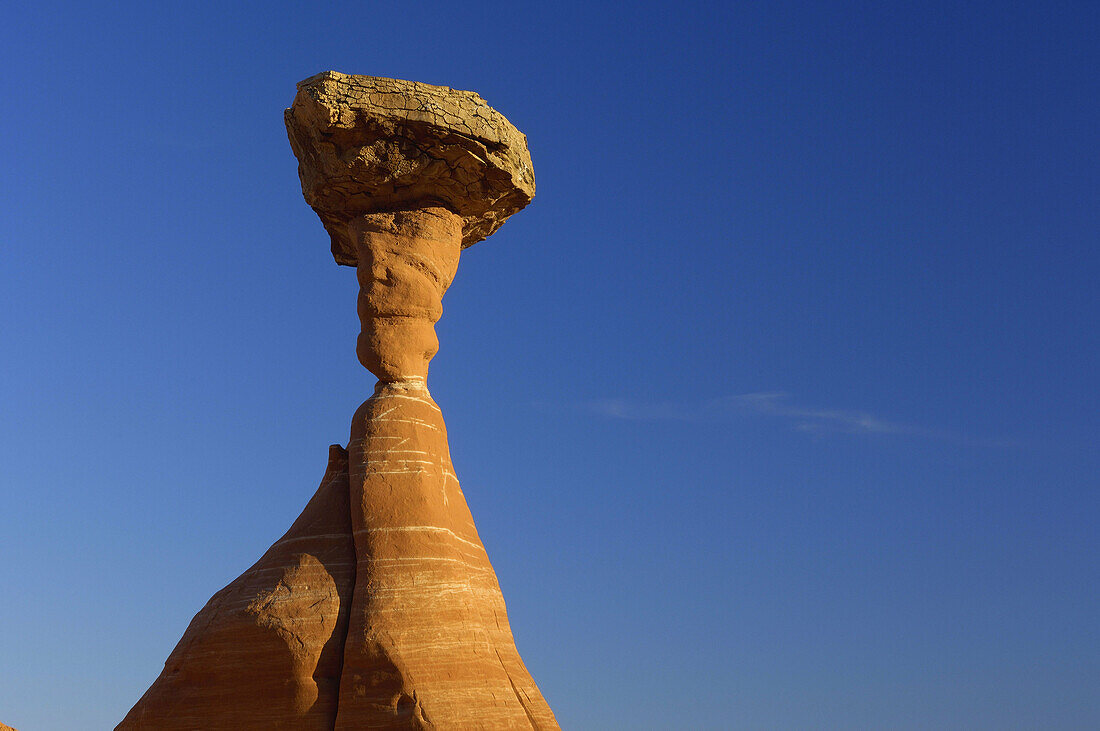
left=119, top=72, right=555, bottom=729
left=331, top=205, right=554, bottom=727
left=335, top=382, right=554, bottom=727
left=118, top=446, right=354, bottom=730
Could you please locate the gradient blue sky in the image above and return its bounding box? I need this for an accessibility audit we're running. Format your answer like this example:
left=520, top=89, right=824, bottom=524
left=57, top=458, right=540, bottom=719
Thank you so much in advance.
left=2, top=2, right=1098, bottom=729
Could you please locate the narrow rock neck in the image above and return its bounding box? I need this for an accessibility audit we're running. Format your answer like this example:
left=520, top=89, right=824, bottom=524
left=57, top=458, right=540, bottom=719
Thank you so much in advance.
left=349, top=207, right=462, bottom=388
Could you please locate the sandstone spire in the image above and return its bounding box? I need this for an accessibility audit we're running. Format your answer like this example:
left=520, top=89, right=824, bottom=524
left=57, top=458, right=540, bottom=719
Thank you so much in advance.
left=118, top=73, right=556, bottom=729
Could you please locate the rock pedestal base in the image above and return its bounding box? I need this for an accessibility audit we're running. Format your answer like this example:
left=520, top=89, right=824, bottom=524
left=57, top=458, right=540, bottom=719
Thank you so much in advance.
left=336, top=384, right=555, bottom=727
left=118, top=393, right=556, bottom=730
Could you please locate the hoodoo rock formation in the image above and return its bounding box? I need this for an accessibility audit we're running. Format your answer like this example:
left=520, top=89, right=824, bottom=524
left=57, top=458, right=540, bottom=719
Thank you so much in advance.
left=118, top=72, right=557, bottom=729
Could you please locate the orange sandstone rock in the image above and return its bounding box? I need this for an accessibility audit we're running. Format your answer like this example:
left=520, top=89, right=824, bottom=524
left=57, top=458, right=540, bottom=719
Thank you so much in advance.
left=304, top=74, right=556, bottom=728
left=334, top=384, right=554, bottom=727
left=118, top=447, right=355, bottom=730
left=120, top=73, right=555, bottom=729
left=350, top=207, right=461, bottom=385
left=332, top=206, right=554, bottom=727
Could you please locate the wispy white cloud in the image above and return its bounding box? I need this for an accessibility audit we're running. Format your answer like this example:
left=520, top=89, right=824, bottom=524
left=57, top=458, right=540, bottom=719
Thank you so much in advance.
left=578, top=392, right=1014, bottom=447
left=733, top=392, right=907, bottom=435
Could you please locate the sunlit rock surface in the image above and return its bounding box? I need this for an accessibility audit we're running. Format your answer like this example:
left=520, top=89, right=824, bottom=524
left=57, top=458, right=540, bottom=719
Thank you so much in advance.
left=119, top=72, right=556, bottom=729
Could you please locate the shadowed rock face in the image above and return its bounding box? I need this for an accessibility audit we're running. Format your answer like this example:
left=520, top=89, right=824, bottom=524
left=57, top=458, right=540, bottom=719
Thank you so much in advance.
left=119, top=74, right=556, bottom=729
left=117, top=447, right=355, bottom=730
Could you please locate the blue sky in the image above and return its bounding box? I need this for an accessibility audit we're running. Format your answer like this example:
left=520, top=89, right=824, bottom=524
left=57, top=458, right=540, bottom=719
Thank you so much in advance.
left=1, top=1, right=1097, bottom=729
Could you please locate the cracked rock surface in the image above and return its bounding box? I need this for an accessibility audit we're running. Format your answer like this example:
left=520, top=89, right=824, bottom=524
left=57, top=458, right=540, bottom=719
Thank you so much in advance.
left=286, top=71, right=535, bottom=265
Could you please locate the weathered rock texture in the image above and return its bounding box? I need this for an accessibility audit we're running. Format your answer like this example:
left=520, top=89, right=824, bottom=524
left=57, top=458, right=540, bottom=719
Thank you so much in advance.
left=118, top=446, right=355, bottom=730
left=350, top=207, right=461, bottom=386
left=1, top=722, right=18, bottom=730
left=119, top=73, right=556, bottom=729
left=285, top=71, right=535, bottom=265
left=337, top=383, right=554, bottom=727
